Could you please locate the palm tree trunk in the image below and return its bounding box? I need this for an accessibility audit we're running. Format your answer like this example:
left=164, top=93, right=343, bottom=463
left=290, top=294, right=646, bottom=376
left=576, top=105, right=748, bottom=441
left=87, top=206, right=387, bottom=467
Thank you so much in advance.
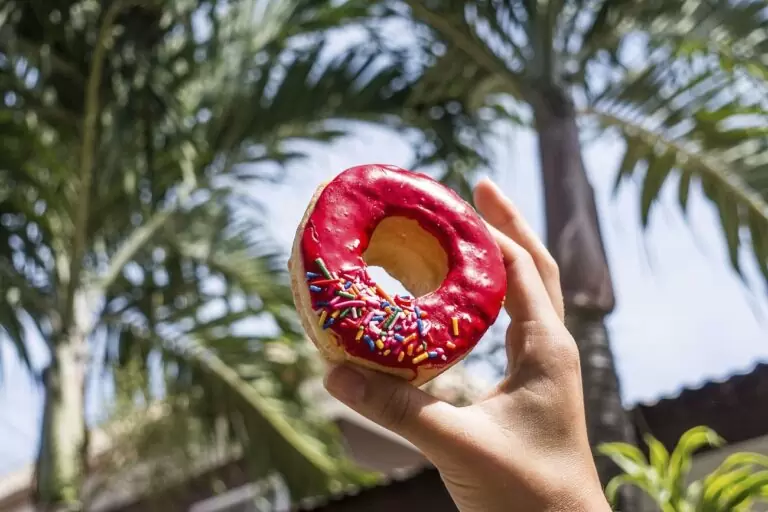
left=32, top=4, right=126, bottom=507
left=530, top=86, right=638, bottom=510
left=36, top=334, right=88, bottom=511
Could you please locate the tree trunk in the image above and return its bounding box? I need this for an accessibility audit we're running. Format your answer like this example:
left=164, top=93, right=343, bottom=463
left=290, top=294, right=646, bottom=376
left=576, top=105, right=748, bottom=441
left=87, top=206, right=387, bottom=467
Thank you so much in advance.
left=531, top=86, right=638, bottom=510
left=567, top=311, right=637, bottom=495
left=36, top=334, right=88, bottom=511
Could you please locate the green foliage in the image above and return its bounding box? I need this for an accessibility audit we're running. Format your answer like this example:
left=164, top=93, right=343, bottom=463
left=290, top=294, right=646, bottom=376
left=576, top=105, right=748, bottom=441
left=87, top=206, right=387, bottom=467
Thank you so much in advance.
left=0, top=0, right=496, bottom=504
left=600, top=426, right=768, bottom=511
left=591, top=0, right=768, bottom=284
left=363, top=0, right=768, bottom=283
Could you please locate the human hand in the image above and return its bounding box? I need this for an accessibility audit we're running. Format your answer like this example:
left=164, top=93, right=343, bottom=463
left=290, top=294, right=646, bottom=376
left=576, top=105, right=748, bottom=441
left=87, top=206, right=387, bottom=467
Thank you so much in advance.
left=323, top=178, right=611, bottom=512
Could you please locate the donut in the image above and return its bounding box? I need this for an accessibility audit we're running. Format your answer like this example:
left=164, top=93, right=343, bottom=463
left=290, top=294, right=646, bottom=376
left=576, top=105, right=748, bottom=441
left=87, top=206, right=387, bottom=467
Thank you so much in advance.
left=289, top=164, right=506, bottom=386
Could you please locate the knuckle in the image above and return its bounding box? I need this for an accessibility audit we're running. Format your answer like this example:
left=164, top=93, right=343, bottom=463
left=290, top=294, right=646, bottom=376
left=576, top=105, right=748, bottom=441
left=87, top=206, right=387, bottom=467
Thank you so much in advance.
left=508, top=247, right=535, bottom=273
left=497, top=211, right=517, bottom=234
left=535, top=250, right=559, bottom=281
left=551, top=330, right=581, bottom=373
left=543, top=254, right=560, bottom=279
left=524, top=321, right=581, bottom=374
left=379, top=387, right=412, bottom=430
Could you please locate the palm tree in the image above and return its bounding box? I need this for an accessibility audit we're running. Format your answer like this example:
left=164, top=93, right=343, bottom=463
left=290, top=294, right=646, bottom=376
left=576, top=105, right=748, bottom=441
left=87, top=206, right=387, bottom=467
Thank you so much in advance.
left=0, top=0, right=495, bottom=509
left=358, top=0, right=768, bottom=507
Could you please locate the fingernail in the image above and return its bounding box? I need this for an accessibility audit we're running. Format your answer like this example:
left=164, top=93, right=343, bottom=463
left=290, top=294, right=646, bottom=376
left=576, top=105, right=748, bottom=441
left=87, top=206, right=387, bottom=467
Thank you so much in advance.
left=324, top=365, right=366, bottom=405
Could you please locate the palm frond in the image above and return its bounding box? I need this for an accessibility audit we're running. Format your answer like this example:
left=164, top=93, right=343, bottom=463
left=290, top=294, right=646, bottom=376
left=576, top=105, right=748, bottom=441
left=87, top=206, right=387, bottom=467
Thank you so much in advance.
left=591, top=55, right=768, bottom=284
left=97, top=194, right=374, bottom=499
left=0, top=0, right=495, bottom=499
left=559, top=0, right=768, bottom=92
left=401, top=0, right=529, bottom=98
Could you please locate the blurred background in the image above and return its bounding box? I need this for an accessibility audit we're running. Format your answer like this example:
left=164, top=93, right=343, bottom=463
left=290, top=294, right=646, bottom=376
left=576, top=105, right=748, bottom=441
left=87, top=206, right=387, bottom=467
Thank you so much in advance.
left=0, top=1, right=767, bottom=511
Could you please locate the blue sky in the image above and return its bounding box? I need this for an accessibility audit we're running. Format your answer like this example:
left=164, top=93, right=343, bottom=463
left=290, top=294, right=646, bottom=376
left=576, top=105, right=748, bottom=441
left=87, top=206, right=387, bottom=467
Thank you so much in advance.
left=260, top=123, right=768, bottom=404
left=1, top=121, right=767, bottom=477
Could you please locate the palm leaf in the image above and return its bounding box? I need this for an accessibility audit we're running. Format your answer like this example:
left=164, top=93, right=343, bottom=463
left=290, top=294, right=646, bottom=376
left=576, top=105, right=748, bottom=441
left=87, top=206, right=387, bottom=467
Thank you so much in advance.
left=592, top=60, right=768, bottom=284
left=575, top=0, right=768, bottom=80
left=99, top=199, right=374, bottom=499
left=0, top=0, right=497, bottom=504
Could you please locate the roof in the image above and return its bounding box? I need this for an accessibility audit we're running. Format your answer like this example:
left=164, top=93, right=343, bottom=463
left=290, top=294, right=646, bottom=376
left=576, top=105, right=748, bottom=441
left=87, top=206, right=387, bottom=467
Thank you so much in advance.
left=632, top=361, right=768, bottom=451
left=294, top=466, right=457, bottom=512
left=5, top=362, right=768, bottom=510
left=297, top=363, right=768, bottom=510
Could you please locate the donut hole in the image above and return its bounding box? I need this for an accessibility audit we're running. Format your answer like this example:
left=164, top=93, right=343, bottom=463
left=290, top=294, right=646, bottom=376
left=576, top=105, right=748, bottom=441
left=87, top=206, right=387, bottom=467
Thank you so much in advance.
left=363, top=216, right=449, bottom=297
left=365, top=266, right=410, bottom=297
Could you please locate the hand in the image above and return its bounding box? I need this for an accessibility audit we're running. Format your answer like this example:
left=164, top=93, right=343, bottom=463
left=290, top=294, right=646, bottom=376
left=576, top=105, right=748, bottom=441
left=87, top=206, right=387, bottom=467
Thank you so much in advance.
left=322, top=178, right=611, bottom=512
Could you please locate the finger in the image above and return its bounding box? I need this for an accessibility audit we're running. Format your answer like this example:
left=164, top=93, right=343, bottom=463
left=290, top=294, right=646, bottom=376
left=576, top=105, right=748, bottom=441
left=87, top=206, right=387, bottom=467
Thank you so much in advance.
left=484, top=221, right=582, bottom=386
left=324, top=364, right=460, bottom=454
left=474, top=178, right=565, bottom=320
left=484, top=221, right=560, bottom=323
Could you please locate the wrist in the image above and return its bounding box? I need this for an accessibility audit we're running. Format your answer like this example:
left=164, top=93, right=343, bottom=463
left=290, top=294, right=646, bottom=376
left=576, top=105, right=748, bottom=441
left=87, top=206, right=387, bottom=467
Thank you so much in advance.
left=571, top=485, right=611, bottom=512
left=584, top=494, right=612, bottom=512
left=552, top=480, right=610, bottom=512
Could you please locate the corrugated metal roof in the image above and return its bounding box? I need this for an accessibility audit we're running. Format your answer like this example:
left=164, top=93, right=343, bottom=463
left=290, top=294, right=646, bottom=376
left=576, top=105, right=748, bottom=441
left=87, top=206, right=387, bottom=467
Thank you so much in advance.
left=294, top=466, right=430, bottom=511
left=297, top=362, right=768, bottom=510
left=293, top=465, right=458, bottom=512
left=631, top=359, right=768, bottom=407
left=632, top=361, right=768, bottom=451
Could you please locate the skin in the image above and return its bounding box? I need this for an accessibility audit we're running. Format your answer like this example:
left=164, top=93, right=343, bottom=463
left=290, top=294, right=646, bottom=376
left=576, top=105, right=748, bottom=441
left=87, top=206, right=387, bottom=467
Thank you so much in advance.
left=323, top=178, right=612, bottom=512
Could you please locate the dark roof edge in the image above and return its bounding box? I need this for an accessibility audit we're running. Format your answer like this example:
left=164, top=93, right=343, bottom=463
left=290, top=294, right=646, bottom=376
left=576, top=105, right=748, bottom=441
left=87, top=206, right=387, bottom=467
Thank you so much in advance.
left=630, top=361, right=768, bottom=409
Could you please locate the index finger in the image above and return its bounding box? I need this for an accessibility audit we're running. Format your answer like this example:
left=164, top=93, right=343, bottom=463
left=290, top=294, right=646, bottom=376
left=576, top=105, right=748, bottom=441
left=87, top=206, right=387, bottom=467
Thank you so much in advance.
left=485, top=221, right=561, bottom=324
left=474, top=179, right=564, bottom=320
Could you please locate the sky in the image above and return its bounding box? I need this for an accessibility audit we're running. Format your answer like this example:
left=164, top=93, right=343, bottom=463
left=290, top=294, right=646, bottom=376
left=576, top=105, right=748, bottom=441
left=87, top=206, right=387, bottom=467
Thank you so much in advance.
left=1, top=111, right=767, bottom=479
left=258, top=123, right=768, bottom=405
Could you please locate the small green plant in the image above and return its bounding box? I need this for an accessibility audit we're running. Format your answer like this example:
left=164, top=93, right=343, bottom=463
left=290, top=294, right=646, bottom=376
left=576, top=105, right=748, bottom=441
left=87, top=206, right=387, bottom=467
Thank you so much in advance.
left=599, top=426, right=768, bottom=511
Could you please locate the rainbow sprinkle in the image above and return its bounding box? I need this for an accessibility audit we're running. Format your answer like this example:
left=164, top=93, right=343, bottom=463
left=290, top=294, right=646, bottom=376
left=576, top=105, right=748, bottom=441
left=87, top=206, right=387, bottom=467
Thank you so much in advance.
left=314, top=258, right=332, bottom=279
left=306, top=257, right=457, bottom=366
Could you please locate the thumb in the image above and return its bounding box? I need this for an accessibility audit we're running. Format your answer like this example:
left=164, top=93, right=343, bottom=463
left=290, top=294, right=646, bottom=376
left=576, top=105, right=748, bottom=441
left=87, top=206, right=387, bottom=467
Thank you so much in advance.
left=324, top=364, right=459, bottom=453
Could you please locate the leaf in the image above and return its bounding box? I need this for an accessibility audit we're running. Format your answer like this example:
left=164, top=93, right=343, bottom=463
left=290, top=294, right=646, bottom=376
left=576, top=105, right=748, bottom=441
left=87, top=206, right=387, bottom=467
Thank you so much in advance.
left=594, top=107, right=768, bottom=285
left=613, top=137, right=646, bottom=196
left=604, top=471, right=671, bottom=511
left=644, top=433, right=670, bottom=479
left=403, top=0, right=527, bottom=101
left=588, top=0, right=768, bottom=285
left=667, top=426, right=725, bottom=502
left=678, top=170, right=692, bottom=212
left=0, top=0, right=498, bottom=503
left=604, top=474, right=637, bottom=507
left=597, top=441, right=649, bottom=477
left=718, top=452, right=768, bottom=473
left=714, top=186, right=742, bottom=274
left=749, top=211, right=768, bottom=280
left=702, top=467, right=755, bottom=510
left=719, top=470, right=768, bottom=511
left=640, top=151, right=675, bottom=227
